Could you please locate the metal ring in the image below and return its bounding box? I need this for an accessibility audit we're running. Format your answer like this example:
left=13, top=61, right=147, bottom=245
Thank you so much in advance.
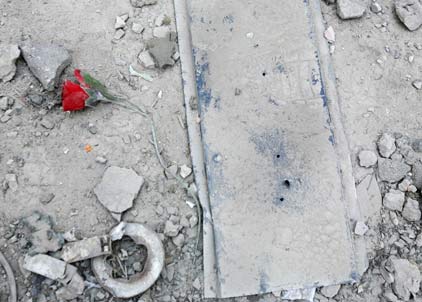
left=91, top=222, right=165, bottom=298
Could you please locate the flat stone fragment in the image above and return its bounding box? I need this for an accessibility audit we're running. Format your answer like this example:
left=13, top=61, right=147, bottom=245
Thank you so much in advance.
left=147, top=35, right=177, bottom=69
left=389, top=258, right=421, bottom=301
left=20, top=41, right=71, bottom=91
left=401, top=198, right=421, bottom=222
left=383, top=189, right=405, bottom=211
left=138, top=50, right=155, bottom=69
left=94, top=166, right=144, bottom=214
left=320, top=284, right=341, bottom=298
left=378, top=159, right=410, bottom=183
left=378, top=133, right=396, bottom=158
left=337, top=0, right=367, bottom=19
left=354, top=221, right=369, bottom=236
left=23, top=254, right=66, bottom=280
left=0, top=44, right=20, bottom=82
left=395, top=0, right=422, bottom=31
left=61, top=235, right=112, bottom=263
left=358, top=150, right=378, bottom=167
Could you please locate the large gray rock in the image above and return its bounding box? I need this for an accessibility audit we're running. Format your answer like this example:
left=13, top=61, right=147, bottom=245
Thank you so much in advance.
left=20, top=41, right=71, bottom=91
left=378, top=158, right=410, bottom=183
left=94, top=166, right=144, bottom=214
left=402, top=198, right=421, bottom=222
left=389, top=258, right=421, bottom=301
left=378, top=133, right=396, bottom=158
left=337, top=0, right=367, bottom=19
left=395, top=0, right=422, bottom=31
left=383, top=189, right=405, bottom=211
left=0, top=44, right=20, bottom=82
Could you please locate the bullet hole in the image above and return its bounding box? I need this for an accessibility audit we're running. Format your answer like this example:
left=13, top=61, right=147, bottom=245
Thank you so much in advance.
left=276, top=154, right=281, bottom=158
left=262, top=72, right=267, bottom=77
left=279, top=197, right=284, bottom=202
left=283, top=180, right=291, bottom=188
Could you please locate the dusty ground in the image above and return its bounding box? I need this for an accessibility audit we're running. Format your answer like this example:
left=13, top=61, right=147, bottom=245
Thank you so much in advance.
left=0, top=0, right=421, bottom=301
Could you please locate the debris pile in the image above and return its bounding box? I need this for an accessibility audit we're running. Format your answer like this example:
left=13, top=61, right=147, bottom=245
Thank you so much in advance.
left=1, top=211, right=165, bottom=301
left=321, top=133, right=422, bottom=301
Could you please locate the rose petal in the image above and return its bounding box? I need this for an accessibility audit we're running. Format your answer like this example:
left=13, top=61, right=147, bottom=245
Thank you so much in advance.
left=62, top=80, right=89, bottom=111
left=74, top=69, right=89, bottom=88
left=62, top=91, right=89, bottom=111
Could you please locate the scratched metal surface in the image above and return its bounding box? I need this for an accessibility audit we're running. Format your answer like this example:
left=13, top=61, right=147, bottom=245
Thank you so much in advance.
left=187, top=0, right=363, bottom=298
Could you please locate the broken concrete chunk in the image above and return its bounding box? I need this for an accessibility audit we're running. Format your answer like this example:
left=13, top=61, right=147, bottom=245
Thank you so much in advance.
left=138, top=50, right=155, bottom=69
left=115, top=16, right=126, bottom=30
left=395, top=0, right=422, bottom=31
left=179, top=164, right=192, bottom=178
left=378, top=158, right=410, bottom=183
left=354, top=221, right=369, bottom=236
left=412, top=139, right=422, bottom=152
left=132, top=23, right=145, bottom=34
left=20, top=41, right=71, bottom=91
left=147, top=34, right=177, bottom=69
left=320, top=284, right=341, bottom=298
left=389, top=258, right=421, bottom=301
left=358, top=150, right=378, bottom=167
left=337, top=0, right=367, bottom=19
left=94, top=166, right=144, bottom=214
left=0, top=44, right=20, bottom=82
left=401, top=198, right=421, bottom=222
left=155, top=14, right=171, bottom=27
left=130, top=0, right=157, bottom=8
left=378, top=133, right=396, bottom=158
left=370, top=1, right=382, bottom=13
left=383, top=189, right=405, bottom=211
left=61, top=235, right=111, bottom=263
left=324, top=26, right=335, bottom=43
left=23, top=254, right=66, bottom=280
left=114, top=29, right=126, bottom=40
left=164, top=220, right=181, bottom=237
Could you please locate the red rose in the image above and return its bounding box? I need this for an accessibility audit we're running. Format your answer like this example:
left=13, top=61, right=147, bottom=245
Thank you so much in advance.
left=62, top=80, right=89, bottom=111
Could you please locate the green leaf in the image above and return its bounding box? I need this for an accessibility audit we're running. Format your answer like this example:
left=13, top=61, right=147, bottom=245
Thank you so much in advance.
left=82, top=72, right=118, bottom=101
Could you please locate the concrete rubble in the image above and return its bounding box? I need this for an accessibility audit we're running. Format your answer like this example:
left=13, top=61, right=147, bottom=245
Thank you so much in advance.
left=378, top=158, right=411, bottom=183
left=383, top=189, right=405, bottom=211
left=378, top=133, right=396, bottom=158
left=358, top=150, right=378, bottom=167
left=388, top=258, right=421, bottom=301
left=147, top=33, right=177, bottom=69
left=94, top=166, right=144, bottom=219
left=61, top=235, right=112, bottom=263
left=20, top=41, right=71, bottom=91
left=337, top=0, right=367, bottom=19
left=23, top=254, right=85, bottom=300
left=394, top=0, right=422, bottom=31
left=0, top=44, right=20, bottom=82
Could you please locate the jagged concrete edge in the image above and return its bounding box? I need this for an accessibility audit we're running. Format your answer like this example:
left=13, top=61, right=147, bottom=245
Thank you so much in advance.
left=307, top=0, right=368, bottom=277
left=173, top=0, right=219, bottom=297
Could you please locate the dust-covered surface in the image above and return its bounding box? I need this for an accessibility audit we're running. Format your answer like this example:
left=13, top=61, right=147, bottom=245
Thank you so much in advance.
left=0, top=0, right=421, bottom=301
